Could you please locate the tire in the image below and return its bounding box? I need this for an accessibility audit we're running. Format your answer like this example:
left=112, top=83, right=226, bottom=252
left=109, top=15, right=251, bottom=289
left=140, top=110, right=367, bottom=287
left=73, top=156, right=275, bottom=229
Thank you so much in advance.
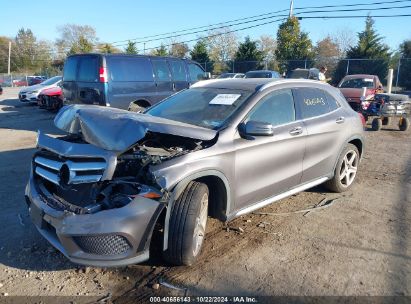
left=324, top=144, right=360, bottom=193
left=399, top=117, right=410, bottom=131
left=163, top=181, right=209, bottom=266
left=382, top=117, right=391, bottom=125
left=372, top=118, right=382, bottom=131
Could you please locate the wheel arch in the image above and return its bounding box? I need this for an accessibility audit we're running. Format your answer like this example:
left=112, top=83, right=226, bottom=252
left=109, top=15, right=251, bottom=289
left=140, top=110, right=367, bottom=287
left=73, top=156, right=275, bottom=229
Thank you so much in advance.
left=332, top=136, right=364, bottom=174
left=128, top=99, right=152, bottom=110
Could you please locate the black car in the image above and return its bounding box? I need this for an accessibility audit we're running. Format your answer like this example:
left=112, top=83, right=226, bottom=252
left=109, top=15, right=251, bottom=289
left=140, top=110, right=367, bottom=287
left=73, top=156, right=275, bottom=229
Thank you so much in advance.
left=62, top=54, right=207, bottom=111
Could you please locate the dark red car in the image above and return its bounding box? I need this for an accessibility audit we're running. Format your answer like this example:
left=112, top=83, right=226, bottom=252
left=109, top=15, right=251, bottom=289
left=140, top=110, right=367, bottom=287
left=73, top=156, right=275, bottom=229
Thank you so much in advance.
left=337, top=74, right=383, bottom=111
left=38, top=86, right=63, bottom=111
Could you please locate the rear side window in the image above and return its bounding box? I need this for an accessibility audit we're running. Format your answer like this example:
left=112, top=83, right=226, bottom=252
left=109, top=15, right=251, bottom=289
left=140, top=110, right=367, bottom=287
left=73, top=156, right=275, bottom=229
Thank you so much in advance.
left=152, top=60, right=171, bottom=81
left=187, top=63, right=204, bottom=82
left=78, top=56, right=99, bottom=82
left=293, top=88, right=338, bottom=119
left=107, top=57, right=153, bottom=82
left=247, top=89, right=295, bottom=126
left=169, top=60, right=187, bottom=81
left=63, top=57, right=78, bottom=81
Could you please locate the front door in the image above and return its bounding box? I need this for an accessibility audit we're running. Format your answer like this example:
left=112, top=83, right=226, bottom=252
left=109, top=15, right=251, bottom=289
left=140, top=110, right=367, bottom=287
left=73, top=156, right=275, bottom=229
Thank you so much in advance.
left=234, top=88, right=306, bottom=211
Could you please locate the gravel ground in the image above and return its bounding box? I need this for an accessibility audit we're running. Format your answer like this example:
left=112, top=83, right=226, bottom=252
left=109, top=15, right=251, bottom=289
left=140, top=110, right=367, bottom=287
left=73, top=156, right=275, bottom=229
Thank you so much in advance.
left=0, top=87, right=410, bottom=303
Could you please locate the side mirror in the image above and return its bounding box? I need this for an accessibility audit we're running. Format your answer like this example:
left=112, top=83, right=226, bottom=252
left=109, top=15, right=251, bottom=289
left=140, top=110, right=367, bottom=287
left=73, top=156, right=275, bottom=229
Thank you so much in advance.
left=239, top=121, right=274, bottom=137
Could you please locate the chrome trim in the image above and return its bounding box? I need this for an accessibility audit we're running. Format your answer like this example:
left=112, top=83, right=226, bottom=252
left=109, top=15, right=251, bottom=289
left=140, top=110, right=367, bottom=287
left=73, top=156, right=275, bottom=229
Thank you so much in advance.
left=34, top=156, right=61, bottom=171
left=71, top=175, right=103, bottom=184
left=234, top=177, right=329, bottom=217
left=35, top=167, right=59, bottom=185
left=66, top=160, right=106, bottom=171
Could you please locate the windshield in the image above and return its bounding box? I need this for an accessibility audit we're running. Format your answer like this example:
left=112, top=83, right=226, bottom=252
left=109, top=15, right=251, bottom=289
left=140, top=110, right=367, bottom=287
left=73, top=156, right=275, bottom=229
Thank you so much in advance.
left=40, top=76, right=62, bottom=86
left=339, top=78, right=374, bottom=89
left=146, top=88, right=253, bottom=130
left=218, top=73, right=234, bottom=79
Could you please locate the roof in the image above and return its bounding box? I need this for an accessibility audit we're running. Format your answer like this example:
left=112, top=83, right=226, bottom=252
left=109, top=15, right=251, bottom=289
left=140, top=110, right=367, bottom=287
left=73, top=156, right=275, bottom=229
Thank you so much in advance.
left=343, top=74, right=378, bottom=79
left=67, top=53, right=197, bottom=62
left=191, top=78, right=328, bottom=91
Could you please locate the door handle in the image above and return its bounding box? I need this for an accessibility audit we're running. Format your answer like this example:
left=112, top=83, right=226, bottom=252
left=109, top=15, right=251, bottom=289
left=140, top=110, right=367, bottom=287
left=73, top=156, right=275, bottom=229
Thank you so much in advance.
left=289, top=126, right=303, bottom=136
left=336, top=116, right=345, bottom=124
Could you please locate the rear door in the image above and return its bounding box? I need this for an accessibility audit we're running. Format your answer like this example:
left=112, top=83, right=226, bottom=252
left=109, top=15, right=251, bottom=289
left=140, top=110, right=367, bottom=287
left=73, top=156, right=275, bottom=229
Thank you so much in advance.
left=61, top=56, right=79, bottom=105
left=187, top=62, right=205, bottom=86
left=293, top=87, right=346, bottom=183
left=76, top=55, right=105, bottom=105
left=168, top=59, right=189, bottom=92
left=106, top=56, right=155, bottom=109
left=151, top=59, right=173, bottom=103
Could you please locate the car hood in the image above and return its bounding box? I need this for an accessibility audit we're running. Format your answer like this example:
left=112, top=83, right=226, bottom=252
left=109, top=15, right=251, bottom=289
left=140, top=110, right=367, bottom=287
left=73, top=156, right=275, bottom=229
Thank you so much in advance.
left=339, top=87, right=374, bottom=98
left=40, top=86, right=62, bottom=96
left=54, top=105, right=217, bottom=153
left=19, top=83, right=57, bottom=93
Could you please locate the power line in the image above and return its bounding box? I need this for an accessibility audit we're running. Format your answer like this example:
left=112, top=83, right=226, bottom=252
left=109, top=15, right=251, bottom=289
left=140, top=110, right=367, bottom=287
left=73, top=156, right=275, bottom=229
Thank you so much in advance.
left=110, top=0, right=411, bottom=45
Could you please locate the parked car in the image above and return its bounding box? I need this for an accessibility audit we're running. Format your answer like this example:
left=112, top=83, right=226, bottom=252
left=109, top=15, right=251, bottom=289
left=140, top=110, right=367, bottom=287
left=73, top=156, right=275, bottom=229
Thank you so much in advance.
left=13, top=76, right=46, bottom=87
left=337, top=74, right=383, bottom=111
left=217, top=73, right=245, bottom=79
left=26, top=78, right=364, bottom=267
left=38, top=86, right=63, bottom=111
left=245, top=70, right=281, bottom=78
left=287, top=68, right=320, bottom=80
left=18, top=76, right=62, bottom=103
left=61, top=54, right=207, bottom=111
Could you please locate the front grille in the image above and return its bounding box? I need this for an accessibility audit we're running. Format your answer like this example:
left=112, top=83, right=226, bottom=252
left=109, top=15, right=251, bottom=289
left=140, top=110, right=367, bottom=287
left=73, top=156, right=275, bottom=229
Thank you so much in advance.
left=73, top=235, right=131, bottom=255
left=34, top=154, right=107, bottom=186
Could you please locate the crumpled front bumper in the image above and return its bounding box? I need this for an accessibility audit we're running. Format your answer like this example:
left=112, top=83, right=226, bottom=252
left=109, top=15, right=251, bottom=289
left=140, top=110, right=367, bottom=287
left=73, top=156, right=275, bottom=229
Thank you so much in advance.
left=25, top=174, right=164, bottom=267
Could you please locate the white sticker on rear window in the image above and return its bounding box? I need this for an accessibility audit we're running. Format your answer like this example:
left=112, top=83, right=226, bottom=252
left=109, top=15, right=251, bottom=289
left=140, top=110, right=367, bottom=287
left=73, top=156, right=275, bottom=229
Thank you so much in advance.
left=209, top=94, right=241, bottom=105
left=364, top=78, right=374, bottom=82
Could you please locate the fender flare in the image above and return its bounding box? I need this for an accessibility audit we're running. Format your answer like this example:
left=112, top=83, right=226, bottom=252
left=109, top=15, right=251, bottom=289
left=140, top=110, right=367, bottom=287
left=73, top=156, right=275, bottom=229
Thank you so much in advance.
left=332, top=135, right=365, bottom=174
left=162, top=170, right=231, bottom=251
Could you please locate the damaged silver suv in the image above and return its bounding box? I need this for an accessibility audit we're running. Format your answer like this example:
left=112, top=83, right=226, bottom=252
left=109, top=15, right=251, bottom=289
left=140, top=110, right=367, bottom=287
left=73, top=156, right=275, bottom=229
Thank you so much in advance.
left=25, top=79, right=364, bottom=266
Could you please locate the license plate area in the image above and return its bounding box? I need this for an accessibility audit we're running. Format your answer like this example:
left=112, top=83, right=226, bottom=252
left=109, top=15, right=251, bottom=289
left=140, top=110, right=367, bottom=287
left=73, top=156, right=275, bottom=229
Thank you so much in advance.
left=30, top=204, right=46, bottom=229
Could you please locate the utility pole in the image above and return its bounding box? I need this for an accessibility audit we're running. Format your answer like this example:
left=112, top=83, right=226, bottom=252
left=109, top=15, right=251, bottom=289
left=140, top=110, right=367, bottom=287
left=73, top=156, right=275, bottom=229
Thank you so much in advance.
left=289, top=0, right=294, bottom=17
left=7, top=41, right=11, bottom=75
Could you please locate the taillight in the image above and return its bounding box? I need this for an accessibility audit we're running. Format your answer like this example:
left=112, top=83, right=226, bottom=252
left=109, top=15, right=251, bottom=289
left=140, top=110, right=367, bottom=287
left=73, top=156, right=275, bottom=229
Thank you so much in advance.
left=99, top=67, right=107, bottom=83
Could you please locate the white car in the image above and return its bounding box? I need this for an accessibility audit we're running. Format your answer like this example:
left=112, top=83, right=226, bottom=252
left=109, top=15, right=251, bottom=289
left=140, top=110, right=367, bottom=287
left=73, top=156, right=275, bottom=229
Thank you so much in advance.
left=18, top=76, right=62, bottom=103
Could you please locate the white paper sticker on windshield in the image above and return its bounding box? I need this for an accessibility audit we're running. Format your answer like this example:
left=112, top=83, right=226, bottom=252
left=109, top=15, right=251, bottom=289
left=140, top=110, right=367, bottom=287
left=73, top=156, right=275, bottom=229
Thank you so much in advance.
left=209, top=94, right=241, bottom=105
left=364, top=78, right=374, bottom=82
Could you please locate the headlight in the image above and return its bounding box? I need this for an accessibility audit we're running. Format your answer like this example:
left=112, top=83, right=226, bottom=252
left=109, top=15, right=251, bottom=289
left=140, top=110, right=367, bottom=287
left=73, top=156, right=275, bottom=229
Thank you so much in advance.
left=29, top=90, right=39, bottom=94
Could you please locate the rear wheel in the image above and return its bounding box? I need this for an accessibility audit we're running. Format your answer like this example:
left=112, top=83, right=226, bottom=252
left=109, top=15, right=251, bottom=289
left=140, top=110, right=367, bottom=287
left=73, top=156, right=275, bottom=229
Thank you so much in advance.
left=382, top=117, right=391, bottom=125
left=372, top=118, right=382, bottom=131
left=163, top=181, right=209, bottom=266
left=399, top=117, right=410, bottom=131
left=324, top=144, right=359, bottom=193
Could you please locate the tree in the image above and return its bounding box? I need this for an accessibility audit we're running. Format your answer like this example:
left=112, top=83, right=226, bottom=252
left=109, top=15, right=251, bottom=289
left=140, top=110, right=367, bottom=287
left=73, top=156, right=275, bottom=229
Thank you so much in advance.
left=190, top=39, right=212, bottom=72
left=314, top=36, right=341, bottom=79
left=98, top=43, right=121, bottom=54
left=398, top=40, right=411, bottom=89
left=151, top=44, right=168, bottom=56
left=206, top=27, right=238, bottom=74
left=125, top=41, right=138, bottom=54
left=56, top=24, right=98, bottom=56
left=169, top=42, right=189, bottom=58
left=14, top=28, right=37, bottom=71
left=259, top=35, right=277, bottom=70
left=234, top=36, right=264, bottom=73
left=331, top=29, right=356, bottom=57
left=67, top=35, right=94, bottom=55
left=275, top=17, right=314, bottom=73
left=0, top=37, right=17, bottom=73
left=333, top=16, right=391, bottom=84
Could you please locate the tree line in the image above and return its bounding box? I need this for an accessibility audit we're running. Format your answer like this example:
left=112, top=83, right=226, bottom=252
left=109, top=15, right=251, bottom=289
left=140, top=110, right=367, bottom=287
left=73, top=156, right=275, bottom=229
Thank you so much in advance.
left=1, top=18, right=410, bottom=87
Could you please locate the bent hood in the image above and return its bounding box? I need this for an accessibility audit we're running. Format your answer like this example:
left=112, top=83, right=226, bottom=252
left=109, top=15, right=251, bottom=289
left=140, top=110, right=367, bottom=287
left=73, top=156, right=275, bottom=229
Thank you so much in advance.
left=54, top=105, right=217, bottom=152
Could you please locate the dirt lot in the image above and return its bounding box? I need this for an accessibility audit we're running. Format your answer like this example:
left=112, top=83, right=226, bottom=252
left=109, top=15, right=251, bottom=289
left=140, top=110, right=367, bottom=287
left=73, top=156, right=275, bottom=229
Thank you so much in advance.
left=0, top=87, right=410, bottom=302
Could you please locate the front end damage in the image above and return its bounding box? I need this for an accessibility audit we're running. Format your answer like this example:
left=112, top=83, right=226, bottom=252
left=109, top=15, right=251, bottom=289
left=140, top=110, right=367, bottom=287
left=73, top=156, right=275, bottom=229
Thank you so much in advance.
left=25, top=105, right=216, bottom=266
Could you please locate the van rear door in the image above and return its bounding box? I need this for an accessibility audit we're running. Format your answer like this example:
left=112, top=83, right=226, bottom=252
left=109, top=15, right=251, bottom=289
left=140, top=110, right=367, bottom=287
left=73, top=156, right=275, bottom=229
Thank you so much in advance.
left=62, top=56, right=79, bottom=105
left=168, top=59, right=189, bottom=92
left=151, top=59, right=173, bottom=103
left=76, top=55, right=105, bottom=105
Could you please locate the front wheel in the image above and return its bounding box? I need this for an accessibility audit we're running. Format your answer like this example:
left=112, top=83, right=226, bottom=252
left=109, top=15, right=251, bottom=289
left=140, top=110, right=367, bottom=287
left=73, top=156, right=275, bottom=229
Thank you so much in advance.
left=163, top=181, right=209, bottom=266
left=324, top=144, right=360, bottom=193
left=399, top=117, right=410, bottom=131
left=372, top=118, right=382, bottom=131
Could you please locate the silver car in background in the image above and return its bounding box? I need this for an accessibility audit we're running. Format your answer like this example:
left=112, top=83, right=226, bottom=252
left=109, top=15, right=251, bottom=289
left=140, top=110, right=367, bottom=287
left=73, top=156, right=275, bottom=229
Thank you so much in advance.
left=18, top=76, right=62, bottom=103
left=25, top=79, right=364, bottom=266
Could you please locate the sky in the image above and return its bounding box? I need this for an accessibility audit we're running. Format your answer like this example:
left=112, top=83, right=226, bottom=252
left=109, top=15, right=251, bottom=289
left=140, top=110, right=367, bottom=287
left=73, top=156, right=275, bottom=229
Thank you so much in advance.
left=1, top=0, right=410, bottom=52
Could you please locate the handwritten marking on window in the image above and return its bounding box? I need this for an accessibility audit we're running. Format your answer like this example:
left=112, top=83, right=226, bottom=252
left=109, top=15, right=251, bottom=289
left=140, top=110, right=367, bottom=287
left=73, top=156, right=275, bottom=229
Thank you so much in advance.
left=304, top=97, right=325, bottom=106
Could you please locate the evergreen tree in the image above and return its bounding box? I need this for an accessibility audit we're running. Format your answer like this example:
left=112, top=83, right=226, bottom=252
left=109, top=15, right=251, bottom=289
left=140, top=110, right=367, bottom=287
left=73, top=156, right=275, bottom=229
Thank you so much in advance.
left=190, top=39, right=212, bottom=72
left=68, top=35, right=93, bottom=55
left=234, top=36, right=264, bottom=72
left=125, top=41, right=138, bottom=54
left=398, top=40, right=411, bottom=89
left=333, top=16, right=391, bottom=84
left=275, top=17, right=314, bottom=73
left=153, top=44, right=168, bottom=56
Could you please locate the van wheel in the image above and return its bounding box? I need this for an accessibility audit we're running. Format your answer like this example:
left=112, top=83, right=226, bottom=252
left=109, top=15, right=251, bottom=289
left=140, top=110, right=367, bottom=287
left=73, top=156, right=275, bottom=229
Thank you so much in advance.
left=128, top=103, right=146, bottom=112
left=399, top=117, right=410, bottom=131
left=324, top=144, right=359, bottom=193
left=372, top=118, right=382, bottom=131
left=163, top=181, right=208, bottom=266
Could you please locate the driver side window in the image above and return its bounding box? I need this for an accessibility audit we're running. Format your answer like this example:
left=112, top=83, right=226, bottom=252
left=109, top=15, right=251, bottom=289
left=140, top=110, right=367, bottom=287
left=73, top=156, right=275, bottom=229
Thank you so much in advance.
left=247, top=89, right=295, bottom=126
